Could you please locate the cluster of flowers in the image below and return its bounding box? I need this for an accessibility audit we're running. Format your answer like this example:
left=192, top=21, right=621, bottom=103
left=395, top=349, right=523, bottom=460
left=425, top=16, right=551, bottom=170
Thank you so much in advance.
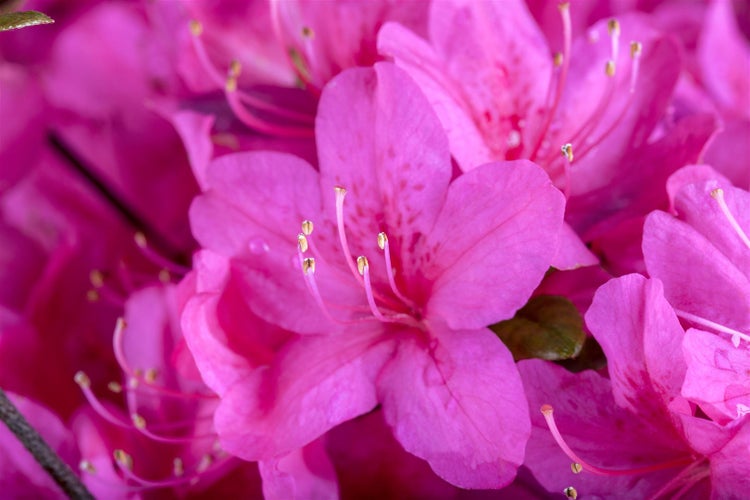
left=1, top=0, right=748, bottom=497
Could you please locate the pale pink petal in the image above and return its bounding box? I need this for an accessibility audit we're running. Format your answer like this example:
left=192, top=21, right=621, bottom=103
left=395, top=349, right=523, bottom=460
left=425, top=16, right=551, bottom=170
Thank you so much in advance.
left=709, top=421, right=750, bottom=497
left=377, top=326, right=529, bottom=489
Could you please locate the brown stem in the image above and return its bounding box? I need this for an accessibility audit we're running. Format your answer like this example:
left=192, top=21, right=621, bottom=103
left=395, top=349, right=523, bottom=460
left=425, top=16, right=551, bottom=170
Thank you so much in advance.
left=0, top=388, right=94, bottom=499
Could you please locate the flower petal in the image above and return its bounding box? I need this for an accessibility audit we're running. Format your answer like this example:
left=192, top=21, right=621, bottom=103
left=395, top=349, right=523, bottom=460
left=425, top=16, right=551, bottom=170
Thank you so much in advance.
left=377, top=326, right=529, bottom=489
left=423, top=160, right=564, bottom=329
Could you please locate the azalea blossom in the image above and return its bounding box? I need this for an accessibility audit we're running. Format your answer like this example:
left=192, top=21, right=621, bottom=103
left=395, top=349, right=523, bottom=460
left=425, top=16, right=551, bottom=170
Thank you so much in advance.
left=521, top=274, right=750, bottom=498
left=185, top=62, right=565, bottom=488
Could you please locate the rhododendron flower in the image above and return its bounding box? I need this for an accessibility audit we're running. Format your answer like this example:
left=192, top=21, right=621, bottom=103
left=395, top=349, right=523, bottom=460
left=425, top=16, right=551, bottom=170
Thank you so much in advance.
left=521, top=274, right=750, bottom=498
left=643, top=165, right=750, bottom=423
left=185, top=63, right=566, bottom=488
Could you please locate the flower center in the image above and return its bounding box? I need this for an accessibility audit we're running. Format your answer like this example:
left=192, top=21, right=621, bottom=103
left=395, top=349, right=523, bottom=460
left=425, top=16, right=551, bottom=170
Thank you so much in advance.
left=296, top=186, right=422, bottom=329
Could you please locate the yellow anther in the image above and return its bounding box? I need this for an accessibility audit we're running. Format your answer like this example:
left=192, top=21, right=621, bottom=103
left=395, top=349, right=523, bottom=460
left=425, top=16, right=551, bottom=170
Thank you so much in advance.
left=558, top=2, right=570, bottom=12
left=302, top=257, right=316, bottom=275
left=131, top=413, right=146, bottom=429
left=173, top=458, right=184, bottom=477
left=301, top=26, right=314, bottom=39
left=226, top=76, right=238, bottom=93
left=74, top=371, right=91, bottom=388
left=134, top=232, right=147, bottom=248
left=710, top=188, right=724, bottom=199
left=561, top=143, right=574, bottom=162
left=189, top=19, right=203, bottom=37
left=356, top=256, right=369, bottom=276
left=630, top=41, right=643, bottom=58
left=197, top=454, right=213, bottom=472
left=301, top=220, right=314, bottom=235
left=79, top=460, right=96, bottom=473
left=114, top=449, right=133, bottom=470
left=298, top=233, right=309, bottom=252
left=377, top=232, right=388, bottom=250
left=107, top=381, right=122, bottom=393
left=605, top=60, right=616, bottom=77
left=89, top=270, right=104, bottom=288
left=607, top=19, right=620, bottom=36
left=553, top=52, right=564, bottom=67
left=158, top=269, right=171, bottom=283
left=86, top=290, right=100, bottom=302
left=571, top=462, right=583, bottom=474
left=116, top=317, right=127, bottom=330
left=564, top=486, right=578, bottom=499
left=144, top=368, right=158, bottom=384
left=334, top=186, right=347, bottom=196
left=229, top=60, right=241, bottom=78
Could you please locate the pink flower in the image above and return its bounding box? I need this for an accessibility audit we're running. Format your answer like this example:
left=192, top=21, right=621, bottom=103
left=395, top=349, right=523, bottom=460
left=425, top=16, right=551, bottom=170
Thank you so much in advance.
left=643, top=165, right=750, bottom=423
left=185, top=63, right=566, bottom=488
left=520, top=274, right=750, bottom=498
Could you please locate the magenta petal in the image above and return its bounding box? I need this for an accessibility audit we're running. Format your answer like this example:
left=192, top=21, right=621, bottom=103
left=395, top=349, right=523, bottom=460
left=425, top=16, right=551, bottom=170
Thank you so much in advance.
left=519, top=360, right=691, bottom=498
left=585, top=275, right=686, bottom=423
left=377, top=327, right=530, bottom=489
left=665, top=165, right=731, bottom=214
left=316, top=63, right=451, bottom=264
left=214, top=331, right=394, bottom=460
left=424, top=160, right=564, bottom=329
left=643, top=211, right=750, bottom=332
left=682, top=328, right=750, bottom=423
left=259, top=439, right=338, bottom=500
left=709, top=421, right=750, bottom=497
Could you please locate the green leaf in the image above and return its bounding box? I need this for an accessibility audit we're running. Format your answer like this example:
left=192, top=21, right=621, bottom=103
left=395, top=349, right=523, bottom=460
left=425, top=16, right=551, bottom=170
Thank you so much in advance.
left=0, top=10, right=54, bottom=32
left=490, top=295, right=586, bottom=362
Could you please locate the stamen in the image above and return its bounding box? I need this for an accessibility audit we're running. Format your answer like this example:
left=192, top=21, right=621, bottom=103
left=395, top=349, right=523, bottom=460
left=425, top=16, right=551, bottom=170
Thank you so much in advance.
left=173, top=458, right=184, bottom=477
left=133, top=233, right=190, bottom=276
left=302, top=257, right=316, bottom=275
left=187, top=21, right=225, bottom=88
left=108, top=381, right=122, bottom=393
left=132, top=414, right=146, bottom=429
left=553, top=52, right=563, bottom=67
left=86, top=290, right=100, bottom=302
left=561, top=143, right=574, bottom=162
left=629, top=41, right=642, bottom=93
left=540, top=405, right=693, bottom=476
left=114, top=449, right=133, bottom=471
left=79, top=460, right=96, bottom=474
left=334, top=187, right=366, bottom=285
left=74, top=371, right=91, bottom=389
left=158, top=269, right=171, bottom=284
left=674, top=309, right=750, bottom=346
left=564, top=486, right=578, bottom=499
left=301, top=220, right=314, bottom=235
left=570, top=462, right=583, bottom=474
left=357, top=256, right=391, bottom=322
left=529, top=1, right=572, bottom=161
left=377, top=232, right=416, bottom=307
left=298, top=233, right=309, bottom=253
left=89, top=270, right=104, bottom=288
left=711, top=188, right=750, bottom=250
left=144, top=369, right=158, bottom=384
left=605, top=60, right=616, bottom=78
left=224, top=73, right=314, bottom=138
